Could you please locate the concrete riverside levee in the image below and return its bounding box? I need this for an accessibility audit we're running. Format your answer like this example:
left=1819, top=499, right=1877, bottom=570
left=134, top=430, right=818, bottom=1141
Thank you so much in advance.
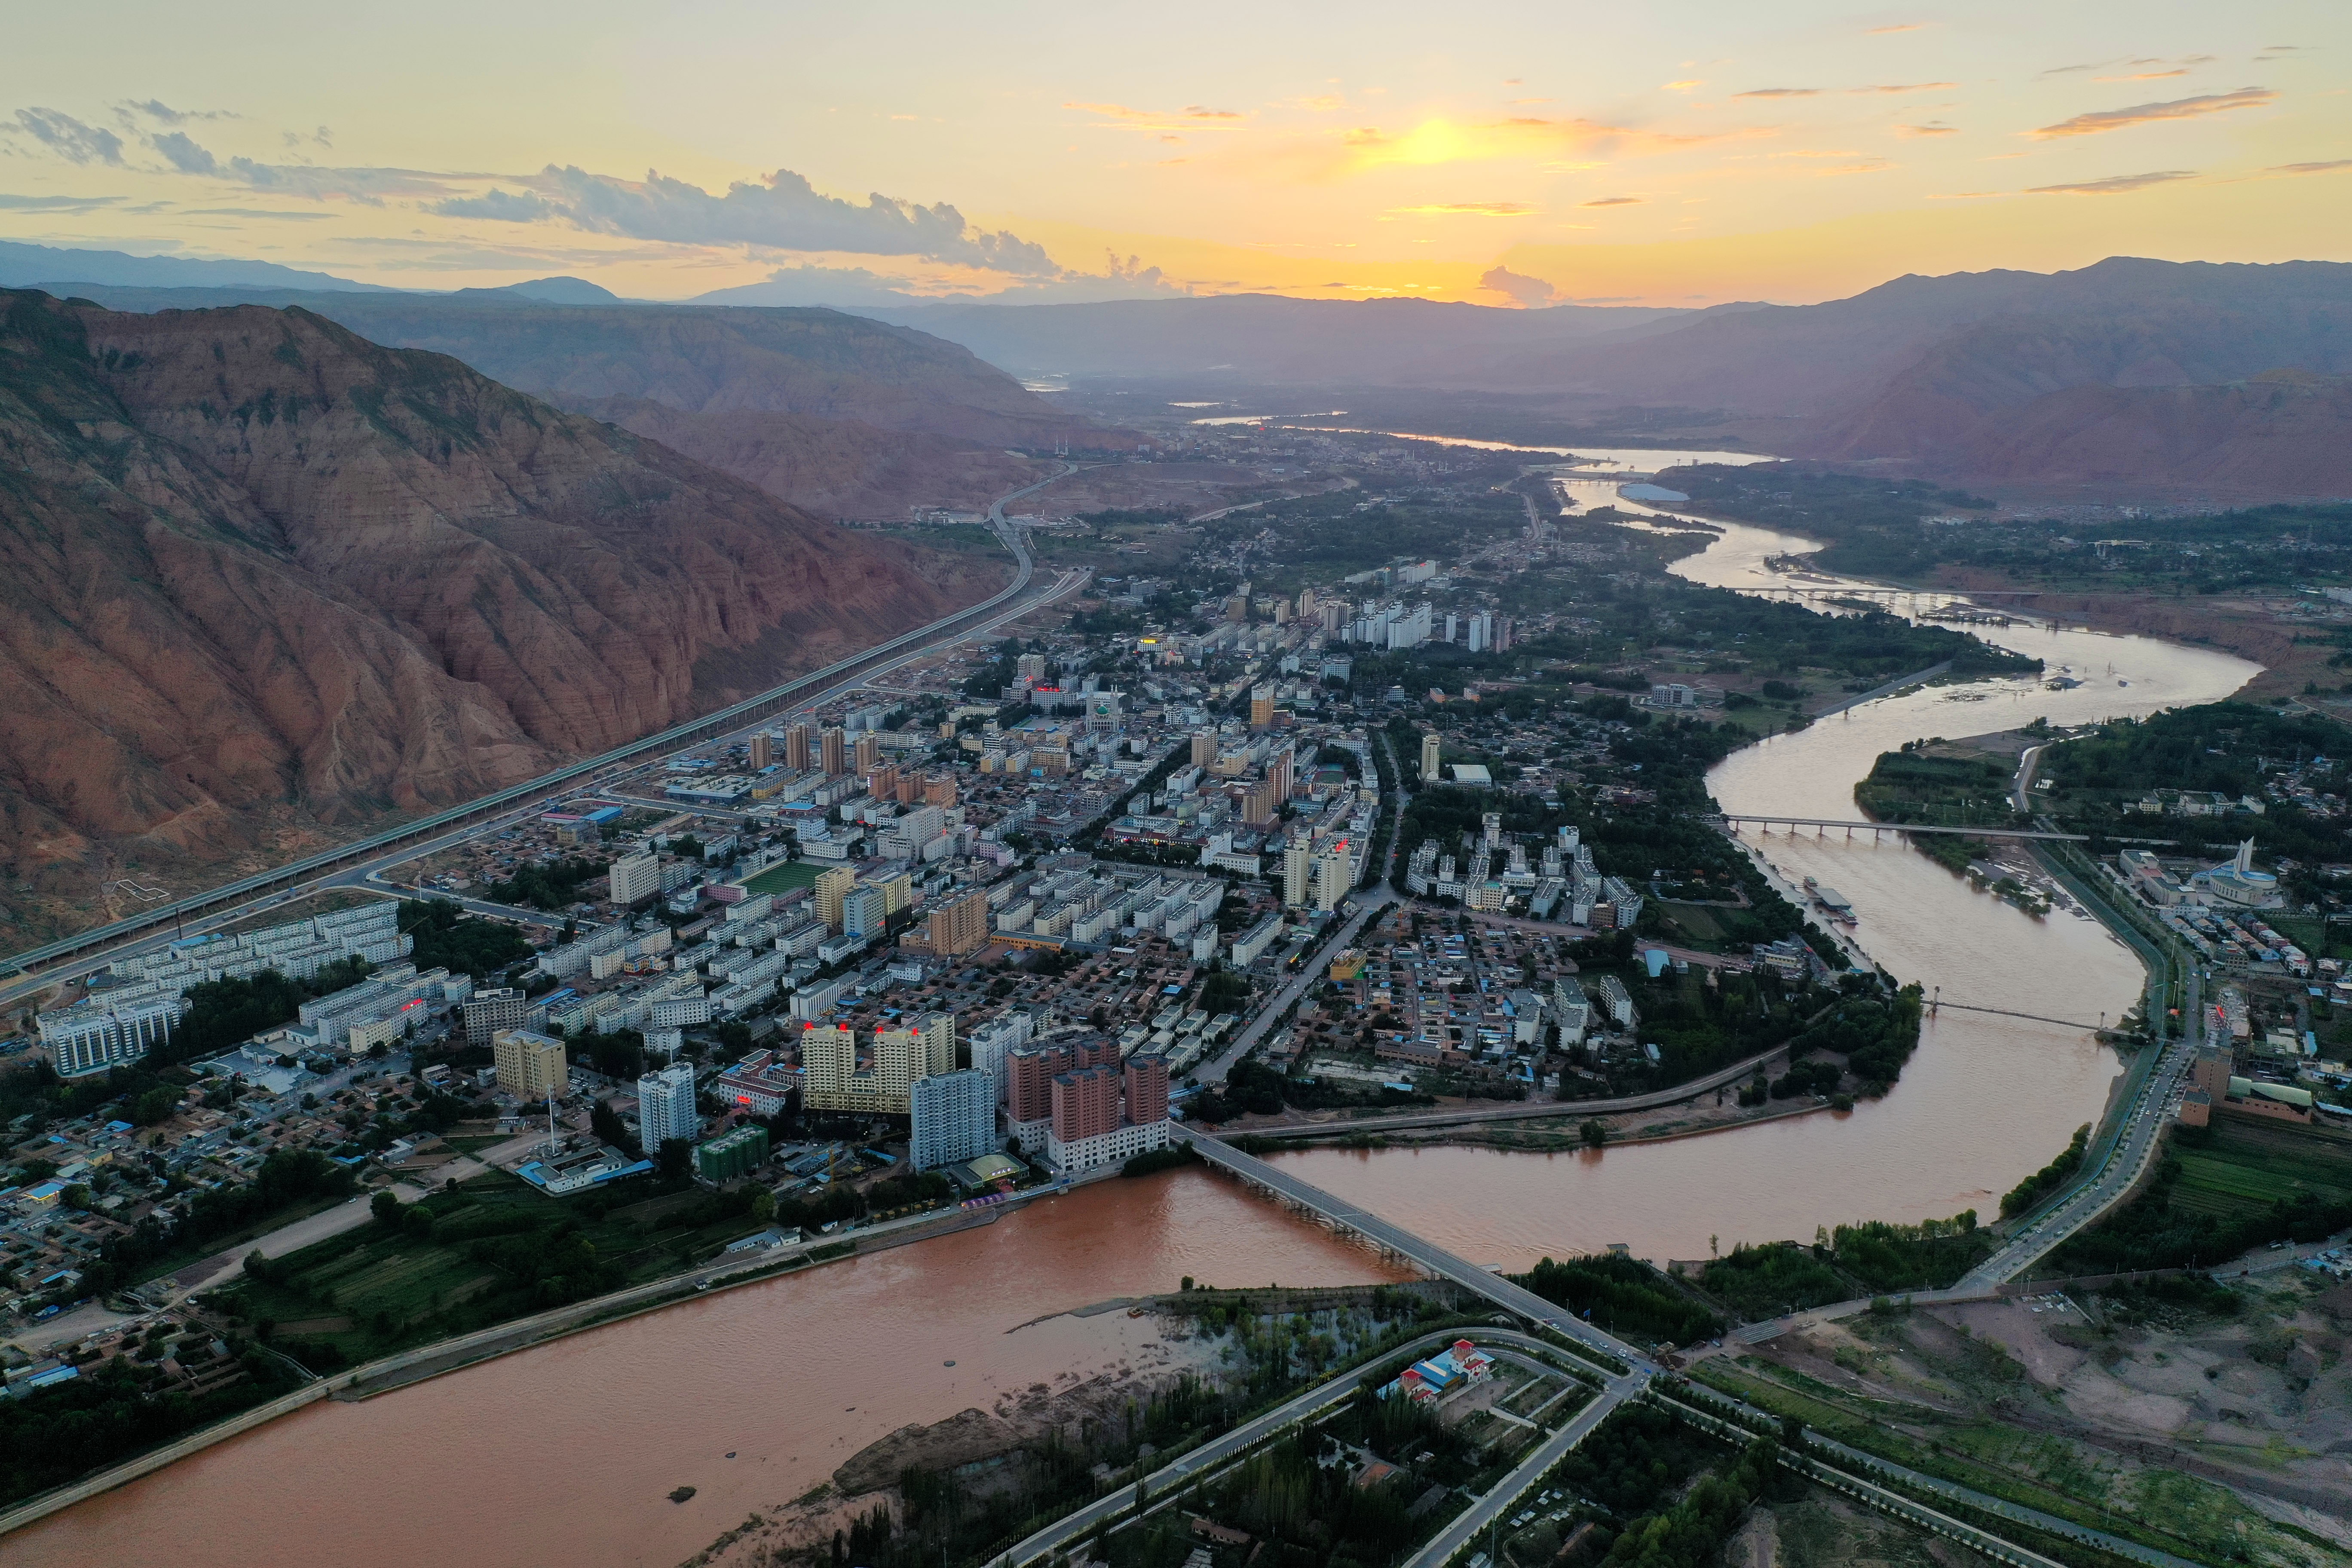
left=999, top=1327, right=1630, bottom=1568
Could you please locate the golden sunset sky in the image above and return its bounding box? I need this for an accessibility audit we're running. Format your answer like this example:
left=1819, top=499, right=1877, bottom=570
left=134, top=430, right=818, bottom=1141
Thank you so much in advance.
left=3, top=1, right=2346, bottom=306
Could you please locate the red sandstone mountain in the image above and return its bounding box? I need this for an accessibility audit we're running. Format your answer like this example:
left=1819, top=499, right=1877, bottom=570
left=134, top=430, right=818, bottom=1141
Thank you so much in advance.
left=13, top=284, right=1101, bottom=517
left=0, top=291, right=990, bottom=946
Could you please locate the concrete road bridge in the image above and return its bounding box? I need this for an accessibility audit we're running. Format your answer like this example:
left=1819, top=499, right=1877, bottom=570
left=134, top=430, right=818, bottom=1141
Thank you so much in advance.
left=1178, top=1129, right=1654, bottom=1371
left=1712, top=814, right=2087, bottom=842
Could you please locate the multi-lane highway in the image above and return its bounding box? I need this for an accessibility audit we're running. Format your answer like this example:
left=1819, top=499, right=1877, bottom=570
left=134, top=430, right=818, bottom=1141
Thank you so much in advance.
left=1401, top=1374, right=1638, bottom=1568
left=1957, top=1038, right=2195, bottom=1290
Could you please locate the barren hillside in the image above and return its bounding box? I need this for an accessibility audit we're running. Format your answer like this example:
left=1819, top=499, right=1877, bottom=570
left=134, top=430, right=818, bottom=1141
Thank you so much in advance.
left=0, top=291, right=991, bottom=946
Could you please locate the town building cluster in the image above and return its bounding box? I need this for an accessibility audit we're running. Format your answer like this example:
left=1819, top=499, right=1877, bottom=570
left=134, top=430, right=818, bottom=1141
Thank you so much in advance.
left=1402, top=815, right=1640, bottom=928
left=36, top=903, right=418, bottom=1078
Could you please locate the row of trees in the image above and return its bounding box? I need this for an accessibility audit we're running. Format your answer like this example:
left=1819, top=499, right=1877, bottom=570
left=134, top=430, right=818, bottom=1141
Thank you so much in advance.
left=0, top=1332, right=298, bottom=1509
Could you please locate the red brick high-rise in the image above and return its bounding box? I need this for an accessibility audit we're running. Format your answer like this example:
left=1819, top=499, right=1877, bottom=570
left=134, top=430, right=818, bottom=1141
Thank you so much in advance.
left=1006, top=1046, right=1060, bottom=1127
left=1123, top=1054, right=1170, bottom=1127
left=1006, top=1038, right=1118, bottom=1135
left=1051, top=1066, right=1121, bottom=1143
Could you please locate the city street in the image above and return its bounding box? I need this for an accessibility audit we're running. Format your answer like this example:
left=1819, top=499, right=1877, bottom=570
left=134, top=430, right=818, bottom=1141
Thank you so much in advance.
left=1195, top=884, right=1399, bottom=1085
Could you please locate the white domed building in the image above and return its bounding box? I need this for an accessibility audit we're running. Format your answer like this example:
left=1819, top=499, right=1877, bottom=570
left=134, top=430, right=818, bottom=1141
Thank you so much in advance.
left=2190, top=839, right=2286, bottom=910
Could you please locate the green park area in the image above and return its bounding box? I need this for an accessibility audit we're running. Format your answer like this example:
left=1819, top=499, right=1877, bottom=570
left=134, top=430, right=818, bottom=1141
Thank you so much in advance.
left=218, top=1168, right=773, bottom=1371
left=2048, top=1113, right=2352, bottom=1275
left=2166, top=1116, right=2352, bottom=1216
left=740, top=859, right=821, bottom=898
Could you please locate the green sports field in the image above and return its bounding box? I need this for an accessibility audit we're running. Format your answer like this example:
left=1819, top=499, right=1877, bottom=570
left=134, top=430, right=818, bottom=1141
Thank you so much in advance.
left=740, top=860, right=821, bottom=897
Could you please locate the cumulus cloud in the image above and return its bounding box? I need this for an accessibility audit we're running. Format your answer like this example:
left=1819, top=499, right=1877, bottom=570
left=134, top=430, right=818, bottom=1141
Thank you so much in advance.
left=434, top=187, right=556, bottom=221
left=120, top=100, right=234, bottom=126
left=2027, top=169, right=2197, bottom=194
left=10, top=108, right=124, bottom=165
left=433, top=165, right=1059, bottom=274
left=12, top=106, right=1101, bottom=289
left=2029, top=87, right=2275, bottom=139
left=150, top=131, right=218, bottom=174
left=1478, top=265, right=1559, bottom=307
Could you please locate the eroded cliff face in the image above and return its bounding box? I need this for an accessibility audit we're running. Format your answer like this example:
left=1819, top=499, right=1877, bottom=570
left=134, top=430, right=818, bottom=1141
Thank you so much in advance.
left=0, top=293, right=990, bottom=945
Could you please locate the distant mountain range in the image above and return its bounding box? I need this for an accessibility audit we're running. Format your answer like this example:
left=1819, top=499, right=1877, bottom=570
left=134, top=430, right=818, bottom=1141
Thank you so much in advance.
left=848, top=294, right=1697, bottom=386
left=0, top=290, right=987, bottom=947
left=20, top=281, right=1099, bottom=518
left=31, top=245, right=2351, bottom=495
left=839, top=259, right=2352, bottom=498
left=0, top=239, right=398, bottom=294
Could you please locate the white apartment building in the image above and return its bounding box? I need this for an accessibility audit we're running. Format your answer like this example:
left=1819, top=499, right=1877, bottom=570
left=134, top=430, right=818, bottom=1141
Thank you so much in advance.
left=637, top=1063, right=698, bottom=1152
left=609, top=851, right=662, bottom=906
left=1046, top=1117, right=1168, bottom=1176
left=38, top=995, right=186, bottom=1078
